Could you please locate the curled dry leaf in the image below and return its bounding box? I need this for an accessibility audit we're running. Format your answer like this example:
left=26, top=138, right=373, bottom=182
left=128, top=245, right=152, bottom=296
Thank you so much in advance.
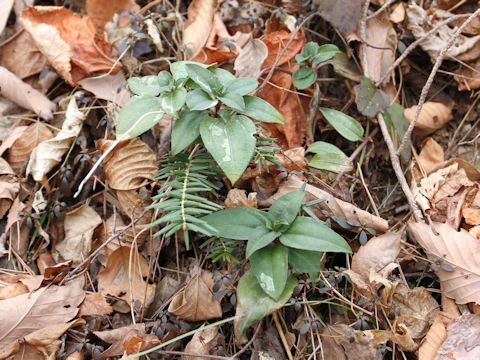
left=455, top=58, right=480, bottom=91
left=98, top=246, right=155, bottom=309
left=0, top=158, right=18, bottom=219
left=437, top=313, right=480, bottom=359
left=403, top=102, right=452, bottom=136
left=0, top=126, right=27, bottom=157
left=183, top=0, right=216, bottom=59
left=418, top=311, right=457, bottom=360
left=5, top=122, right=53, bottom=173
left=0, top=0, right=13, bottom=35
left=20, top=6, right=121, bottom=85
left=0, top=277, right=84, bottom=348
left=78, top=292, right=113, bottom=317
left=225, top=189, right=257, bottom=209
left=27, top=97, right=85, bottom=183
left=0, top=66, right=56, bottom=120
left=234, top=38, right=268, bottom=78
left=323, top=324, right=381, bottom=360
left=78, top=71, right=130, bottom=106
left=408, top=221, right=480, bottom=304
left=389, top=2, right=406, bottom=24
left=54, top=205, right=102, bottom=264
left=418, top=137, right=445, bottom=175
left=168, top=268, right=222, bottom=322
left=182, top=326, right=218, bottom=360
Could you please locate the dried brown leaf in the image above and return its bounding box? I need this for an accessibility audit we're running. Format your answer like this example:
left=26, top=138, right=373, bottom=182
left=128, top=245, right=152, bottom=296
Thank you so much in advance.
left=168, top=269, right=222, bottom=322
left=0, top=66, right=56, bottom=120
left=324, top=324, right=381, bottom=360
left=85, top=0, right=139, bottom=31
left=408, top=221, right=480, bottom=304
left=389, top=2, right=406, bottom=24
left=225, top=189, right=257, bottom=209
left=0, top=158, right=18, bottom=218
left=0, top=126, right=27, bottom=157
left=418, top=137, right=445, bottom=175
left=418, top=311, right=457, bottom=360
left=234, top=38, right=268, bottom=78
left=0, top=0, right=13, bottom=35
left=455, top=58, right=480, bottom=91
left=78, top=71, right=130, bottom=106
left=78, top=292, right=113, bottom=317
left=182, top=326, right=218, bottom=360
left=183, top=0, right=216, bottom=59
left=404, top=102, right=453, bottom=136
left=313, top=0, right=363, bottom=37
left=437, top=313, right=480, bottom=359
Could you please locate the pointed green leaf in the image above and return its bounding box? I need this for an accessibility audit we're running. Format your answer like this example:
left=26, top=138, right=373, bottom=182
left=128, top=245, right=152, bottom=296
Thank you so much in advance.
left=186, top=63, right=222, bottom=95
left=116, top=95, right=163, bottom=138
left=159, top=87, right=187, bottom=116
left=250, top=244, right=288, bottom=300
left=157, top=71, right=174, bottom=91
left=355, top=76, right=389, bottom=117
left=171, top=110, right=207, bottom=155
left=170, top=61, right=208, bottom=81
left=128, top=76, right=161, bottom=96
left=235, top=272, right=297, bottom=343
left=240, top=96, right=285, bottom=124
left=219, top=92, right=245, bottom=111
left=246, top=228, right=281, bottom=258
left=307, top=141, right=353, bottom=172
left=200, top=115, right=256, bottom=184
left=319, top=107, right=363, bottom=141
left=226, top=78, right=258, bottom=95
left=186, top=89, right=218, bottom=110
left=269, top=191, right=305, bottom=228
left=202, top=207, right=271, bottom=240
left=288, top=248, right=321, bottom=274
left=292, top=67, right=317, bottom=90
left=211, top=67, right=236, bottom=86
left=312, top=44, right=340, bottom=65
left=280, top=217, right=351, bottom=253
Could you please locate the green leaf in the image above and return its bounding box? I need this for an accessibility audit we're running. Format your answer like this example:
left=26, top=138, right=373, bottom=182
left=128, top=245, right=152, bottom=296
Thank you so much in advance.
left=245, top=228, right=281, bottom=258
left=200, top=115, right=256, bottom=184
left=383, top=103, right=411, bottom=161
left=226, top=78, right=258, bottom=96
left=355, top=76, right=389, bottom=117
left=319, top=107, right=363, bottom=141
left=128, top=76, right=161, bottom=96
left=269, top=191, right=305, bottom=228
left=312, top=44, right=340, bottom=65
left=219, top=92, right=245, bottom=111
left=250, top=244, right=288, bottom=300
left=234, top=272, right=297, bottom=343
left=159, top=87, right=187, bottom=116
left=307, top=141, right=353, bottom=172
left=116, top=95, right=163, bottom=138
left=157, top=71, right=174, bottom=91
left=302, top=41, right=321, bottom=59
left=211, top=67, right=236, bottom=86
left=202, top=207, right=271, bottom=240
left=280, top=217, right=351, bottom=253
left=292, top=67, right=317, bottom=90
left=186, top=89, right=218, bottom=111
left=171, top=110, right=207, bottom=155
left=288, top=248, right=321, bottom=274
left=170, top=61, right=208, bottom=81
left=186, top=63, right=222, bottom=95
left=240, top=96, right=285, bottom=124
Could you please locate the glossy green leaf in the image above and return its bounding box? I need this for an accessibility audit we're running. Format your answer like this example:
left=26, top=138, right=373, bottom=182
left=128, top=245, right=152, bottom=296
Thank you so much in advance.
left=288, top=248, right=321, bottom=274
left=245, top=228, right=281, bottom=258
left=186, top=63, right=222, bottom=95
left=128, top=76, right=161, bottom=96
left=292, top=67, right=317, bottom=90
left=186, top=89, right=218, bottom=111
left=202, top=207, right=271, bottom=240
left=319, top=107, right=363, bottom=141
left=240, top=96, right=285, bottom=124
left=250, top=244, right=288, bottom=300
left=226, top=78, right=258, bottom=96
left=157, top=71, right=174, bottom=91
left=269, top=191, right=305, bottom=228
left=383, top=103, right=411, bottom=161
left=159, top=87, right=187, bottom=116
left=171, top=110, right=207, bottom=155
left=219, top=92, right=245, bottom=111
left=234, top=272, right=297, bottom=343
left=200, top=115, right=256, bottom=184
left=307, top=141, right=353, bottom=172
left=211, top=67, right=236, bottom=86
left=354, top=76, right=389, bottom=117
left=312, top=44, right=340, bottom=65
left=280, top=217, right=351, bottom=253
left=116, top=95, right=163, bottom=138
left=170, top=61, right=208, bottom=81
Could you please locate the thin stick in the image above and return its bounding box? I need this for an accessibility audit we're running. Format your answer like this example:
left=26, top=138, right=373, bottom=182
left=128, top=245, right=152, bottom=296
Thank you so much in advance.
left=366, top=0, right=396, bottom=20
left=360, top=0, right=371, bottom=79
left=396, top=7, right=480, bottom=156
left=357, top=163, right=380, bottom=217
left=273, top=312, right=294, bottom=360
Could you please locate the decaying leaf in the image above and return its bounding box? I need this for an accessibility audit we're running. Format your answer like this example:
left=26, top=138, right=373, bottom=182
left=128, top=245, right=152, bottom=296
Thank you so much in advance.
left=78, top=292, right=113, bottom=317
left=0, top=158, right=18, bottom=218
left=182, top=326, right=218, bottom=360
left=234, top=38, right=268, bottom=78
left=418, top=137, right=445, bottom=175
left=403, top=102, right=452, bottom=136
left=313, top=0, right=363, bottom=37
left=168, top=268, right=222, bottom=322
left=98, top=246, right=155, bottom=309
left=408, top=221, right=480, bottom=304
left=183, top=0, right=216, bottom=59
left=436, top=313, right=480, bottom=359
left=20, top=6, right=121, bottom=85
left=455, top=59, right=480, bottom=91
left=225, top=189, right=257, bottom=209
left=78, top=71, right=131, bottom=106
left=85, top=0, right=139, bottom=31
left=54, top=205, right=102, bottom=264
left=418, top=312, right=458, bottom=360
left=0, top=66, right=56, bottom=120
left=323, top=324, right=381, bottom=360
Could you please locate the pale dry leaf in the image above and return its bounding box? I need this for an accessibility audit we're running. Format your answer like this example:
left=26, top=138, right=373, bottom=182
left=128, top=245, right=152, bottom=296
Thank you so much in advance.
left=0, top=277, right=84, bottom=348
left=266, top=175, right=389, bottom=233
left=404, top=102, right=452, bottom=136
left=168, top=269, right=222, bottom=321
left=0, top=0, right=13, bottom=34
left=78, top=71, right=130, bottom=106
left=123, top=335, right=161, bottom=356
left=406, top=3, right=480, bottom=63
left=389, top=2, right=406, bottom=24
left=78, top=292, right=113, bottom=317
left=182, top=326, right=218, bottom=360
left=0, top=126, right=27, bottom=157
left=146, top=18, right=163, bottom=52
left=116, top=188, right=152, bottom=244
left=367, top=328, right=417, bottom=351
left=325, top=324, right=381, bottom=360
left=0, top=66, right=56, bottom=120
left=27, top=97, right=85, bottom=183
left=97, top=138, right=157, bottom=191
left=225, top=189, right=257, bottom=209
left=351, top=232, right=401, bottom=281
left=183, top=0, right=216, bottom=59
left=85, top=0, right=140, bottom=31
left=408, top=221, right=480, bottom=304
left=437, top=313, right=480, bottom=359
left=6, top=122, right=53, bottom=173
left=418, top=137, right=445, bottom=174
left=94, top=323, right=154, bottom=358
left=234, top=38, right=268, bottom=78
left=0, top=282, right=28, bottom=301
left=97, top=246, right=155, bottom=309
left=0, top=158, right=19, bottom=218
left=454, top=59, right=480, bottom=91
left=418, top=311, right=457, bottom=360
left=54, top=205, right=102, bottom=264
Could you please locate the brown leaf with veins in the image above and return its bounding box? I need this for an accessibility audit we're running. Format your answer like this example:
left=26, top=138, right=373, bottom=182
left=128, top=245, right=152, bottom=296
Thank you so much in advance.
left=168, top=268, right=222, bottom=321
left=182, top=326, right=218, bottom=360
left=418, top=311, right=458, bottom=360
left=20, top=6, right=121, bottom=85
left=234, top=38, right=268, bottom=78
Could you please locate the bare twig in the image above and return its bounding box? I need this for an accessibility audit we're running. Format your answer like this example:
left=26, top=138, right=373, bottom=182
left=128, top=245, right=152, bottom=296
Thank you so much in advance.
left=396, top=7, right=480, bottom=156
left=273, top=312, right=294, bottom=360
left=360, top=0, right=371, bottom=79
left=366, top=0, right=396, bottom=20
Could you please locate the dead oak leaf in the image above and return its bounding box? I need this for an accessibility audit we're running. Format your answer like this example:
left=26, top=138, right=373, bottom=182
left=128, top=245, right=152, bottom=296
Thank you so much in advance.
left=183, top=0, right=216, bottom=60
left=78, top=292, right=113, bottom=317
